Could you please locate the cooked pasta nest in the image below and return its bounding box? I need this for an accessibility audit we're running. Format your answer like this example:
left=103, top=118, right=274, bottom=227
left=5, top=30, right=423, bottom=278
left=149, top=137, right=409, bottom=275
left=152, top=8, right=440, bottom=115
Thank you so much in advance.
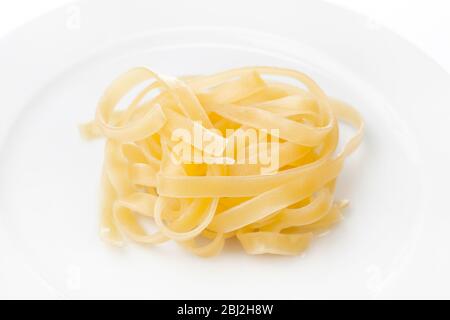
left=80, top=66, right=364, bottom=257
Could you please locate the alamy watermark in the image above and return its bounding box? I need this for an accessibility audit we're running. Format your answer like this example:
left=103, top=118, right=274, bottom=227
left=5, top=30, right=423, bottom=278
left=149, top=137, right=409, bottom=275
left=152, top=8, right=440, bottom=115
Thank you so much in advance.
left=66, top=5, right=81, bottom=31
left=170, top=122, right=280, bottom=175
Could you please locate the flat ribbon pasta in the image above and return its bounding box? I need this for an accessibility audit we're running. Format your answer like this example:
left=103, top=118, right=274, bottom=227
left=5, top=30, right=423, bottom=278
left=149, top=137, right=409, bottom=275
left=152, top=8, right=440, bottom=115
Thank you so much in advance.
left=81, top=66, right=364, bottom=257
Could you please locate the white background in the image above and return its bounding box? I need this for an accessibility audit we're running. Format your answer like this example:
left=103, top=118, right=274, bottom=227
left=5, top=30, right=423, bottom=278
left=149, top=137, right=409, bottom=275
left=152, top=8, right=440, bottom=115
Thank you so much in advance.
left=0, top=0, right=449, bottom=73
left=0, top=0, right=449, bottom=300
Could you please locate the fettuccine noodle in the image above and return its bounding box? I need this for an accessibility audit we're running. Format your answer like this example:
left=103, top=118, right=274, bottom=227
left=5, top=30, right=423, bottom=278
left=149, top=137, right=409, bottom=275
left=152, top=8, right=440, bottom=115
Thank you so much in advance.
left=80, top=66, right=364, bottom=257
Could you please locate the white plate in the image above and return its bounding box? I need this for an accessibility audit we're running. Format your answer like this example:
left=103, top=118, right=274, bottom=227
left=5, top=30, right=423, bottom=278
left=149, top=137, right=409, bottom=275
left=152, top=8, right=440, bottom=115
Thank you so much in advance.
left=1, top=0, right=449, bottom=299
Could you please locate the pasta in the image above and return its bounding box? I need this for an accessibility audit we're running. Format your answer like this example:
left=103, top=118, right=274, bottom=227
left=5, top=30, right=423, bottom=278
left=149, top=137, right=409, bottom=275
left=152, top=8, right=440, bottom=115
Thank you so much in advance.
left=80, top=66, right=364, bottom=257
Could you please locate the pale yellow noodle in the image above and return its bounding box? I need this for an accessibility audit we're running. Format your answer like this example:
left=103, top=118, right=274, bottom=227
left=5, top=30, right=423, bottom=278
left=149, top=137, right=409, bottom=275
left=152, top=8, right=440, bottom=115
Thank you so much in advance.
left=81, top=66, right=364, bottom=257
